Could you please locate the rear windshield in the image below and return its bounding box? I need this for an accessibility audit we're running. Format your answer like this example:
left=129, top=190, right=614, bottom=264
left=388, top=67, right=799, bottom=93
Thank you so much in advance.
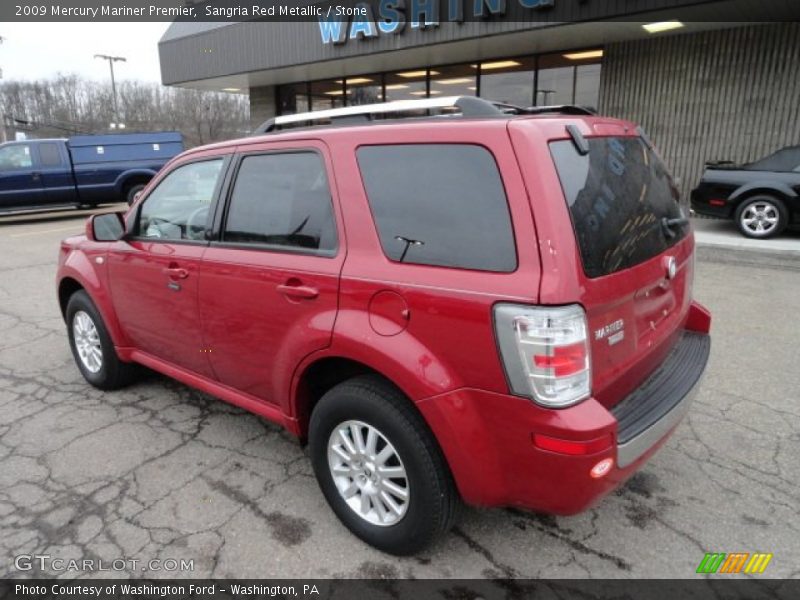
left=744, top=146, right=800, bottom=172
left=550, top=136, right=687, bottom=278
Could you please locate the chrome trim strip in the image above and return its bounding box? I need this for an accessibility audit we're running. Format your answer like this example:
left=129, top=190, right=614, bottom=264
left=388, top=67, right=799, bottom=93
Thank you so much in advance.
left=275, top=96, right=463, bottom=126
left=616, top=375, right=704, bottom=468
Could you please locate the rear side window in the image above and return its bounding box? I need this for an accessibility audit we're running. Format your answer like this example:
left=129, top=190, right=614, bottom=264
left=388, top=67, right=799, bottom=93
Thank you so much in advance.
left=550, top=136, right=687, bottom=278
left=357, top=144, right=516, bottom=272
left=223, top=152, right=337, bottom=254
left=39, top=143, right=63, bottom=167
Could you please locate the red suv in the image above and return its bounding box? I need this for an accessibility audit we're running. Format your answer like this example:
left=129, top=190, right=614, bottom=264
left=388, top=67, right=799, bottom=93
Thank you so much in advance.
left=57, top=98, right=711, bottom=555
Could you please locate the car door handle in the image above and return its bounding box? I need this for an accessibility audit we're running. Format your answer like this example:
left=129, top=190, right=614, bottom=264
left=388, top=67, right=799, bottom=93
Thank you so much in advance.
left=31, top=171, right=41, bottom=181
left=276, top=283, right=319, bottom=300
left=162, top=266, right=189, bottom=279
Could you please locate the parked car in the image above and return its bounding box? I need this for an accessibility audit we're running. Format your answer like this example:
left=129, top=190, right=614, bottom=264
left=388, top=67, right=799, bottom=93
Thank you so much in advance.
left=691, top=145, right=800, bottom=238
left=0, top=132, right=184, bottom=213
left=56, top=97, right=711, bottom=555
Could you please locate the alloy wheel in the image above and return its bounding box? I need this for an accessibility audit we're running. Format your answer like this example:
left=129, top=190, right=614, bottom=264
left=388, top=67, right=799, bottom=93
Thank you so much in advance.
left=740, top=201, right=779, bottom=236
left=327, top=420, right=410, bottom=527
left=73, top=310, right=103, bottom=373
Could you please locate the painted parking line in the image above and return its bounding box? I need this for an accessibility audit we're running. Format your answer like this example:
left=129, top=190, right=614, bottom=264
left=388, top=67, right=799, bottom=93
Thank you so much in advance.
left=9, top=225, right=84, bottom=238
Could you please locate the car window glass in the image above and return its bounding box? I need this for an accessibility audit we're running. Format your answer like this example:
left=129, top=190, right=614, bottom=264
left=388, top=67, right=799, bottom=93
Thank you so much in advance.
left=745, top=146, right=800, bottom=172
left=39, top=143, right=63, bottom=167
left=550, top=136, right=686, bottom=278
left=138, top=159, right=223, bottom=241
left=357, top=144, right=517, bottom=272
left=0, top=145, right=33, bottom=170
left=223, top=152, right=337, bottom=254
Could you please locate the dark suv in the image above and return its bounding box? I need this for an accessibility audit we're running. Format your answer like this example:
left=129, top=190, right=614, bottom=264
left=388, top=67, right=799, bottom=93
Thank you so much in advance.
left=57, top=97, right=711, bottom=555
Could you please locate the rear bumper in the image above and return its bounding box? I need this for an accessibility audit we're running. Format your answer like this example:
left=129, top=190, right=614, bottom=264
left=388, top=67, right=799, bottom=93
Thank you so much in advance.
left=690, top=187, right=734, bottom=218
left=417, top=307, right=711, bottom=515
left=613, top=331, right=710, bottom=467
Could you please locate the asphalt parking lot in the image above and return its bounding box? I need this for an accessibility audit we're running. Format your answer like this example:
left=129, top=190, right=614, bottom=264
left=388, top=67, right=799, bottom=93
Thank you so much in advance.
left=1, top=210, right=799, bottom=579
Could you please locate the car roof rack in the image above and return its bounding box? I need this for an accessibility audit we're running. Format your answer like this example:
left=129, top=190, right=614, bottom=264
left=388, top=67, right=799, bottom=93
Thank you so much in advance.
left=252, top=97, right=596, bottom=135
left=254, top=96, right=508, bottom=135
left=521, top=105, right=597, bottom=115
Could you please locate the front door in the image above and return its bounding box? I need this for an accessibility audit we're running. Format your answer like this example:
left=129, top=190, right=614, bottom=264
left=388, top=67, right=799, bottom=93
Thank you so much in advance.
left=199, top=142, right=344, bottom=404
left=0, top=143, right=43, bottom=210
left=107, top=156, right=227, bottom=376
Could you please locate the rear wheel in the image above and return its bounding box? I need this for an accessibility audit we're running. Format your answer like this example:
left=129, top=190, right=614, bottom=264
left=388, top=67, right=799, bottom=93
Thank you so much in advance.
left=734, top=195, right=787, bottom=239
left=309, top=375, right=458, bottom=555
left=66, top=290, right=137, bottom=390
left=125, top=182, right=147, bottom=205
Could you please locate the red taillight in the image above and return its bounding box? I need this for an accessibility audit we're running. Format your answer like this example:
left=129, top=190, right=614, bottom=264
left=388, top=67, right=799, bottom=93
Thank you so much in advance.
left=533, top=433, right=613, bottom=456
left=494, top=304, right=591, bottom=408
left=708, top=199, right=726, bottom=206
left=533, top=342, right=587, bottom=377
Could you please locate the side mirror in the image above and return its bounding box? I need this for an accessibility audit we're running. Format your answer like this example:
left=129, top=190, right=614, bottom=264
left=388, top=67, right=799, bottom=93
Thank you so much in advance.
left=86, top=212, right=126, bottom=242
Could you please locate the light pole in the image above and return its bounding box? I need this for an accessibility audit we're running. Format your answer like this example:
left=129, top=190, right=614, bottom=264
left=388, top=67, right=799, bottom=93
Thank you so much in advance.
left=94, top=54, right=126, bottom=128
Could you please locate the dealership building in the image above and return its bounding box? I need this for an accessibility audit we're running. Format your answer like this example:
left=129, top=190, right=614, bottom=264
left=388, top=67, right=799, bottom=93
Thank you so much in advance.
left=159, top=0, right=800, bottom=196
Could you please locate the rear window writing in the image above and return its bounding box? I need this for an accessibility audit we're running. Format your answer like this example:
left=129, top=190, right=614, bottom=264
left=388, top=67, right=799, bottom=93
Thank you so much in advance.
left=550, top=136, right=687, bottom=278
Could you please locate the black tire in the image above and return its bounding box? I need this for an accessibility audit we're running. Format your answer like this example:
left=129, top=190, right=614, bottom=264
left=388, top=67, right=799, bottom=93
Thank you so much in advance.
left=66, top=290, right=137, bottom=390
left=309, top=375, right=458, bottom=555
left=125, top=182, right=147, bottom=205
left=734, top=194, right=788, bottom=239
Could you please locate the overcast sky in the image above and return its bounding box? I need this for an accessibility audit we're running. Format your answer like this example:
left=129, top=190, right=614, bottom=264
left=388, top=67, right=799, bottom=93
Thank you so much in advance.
left=0, top=23, right=169, bottom=83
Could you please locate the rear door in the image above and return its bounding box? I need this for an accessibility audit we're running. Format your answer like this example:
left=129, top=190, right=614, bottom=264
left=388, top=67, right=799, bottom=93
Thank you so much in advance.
left=36, top=141, right=77, bottom=205
left=198, top=140, right=344, bottom=405
left=0, top=143, right=44, bottom=209
left=511, top=121, right=694, bottom=407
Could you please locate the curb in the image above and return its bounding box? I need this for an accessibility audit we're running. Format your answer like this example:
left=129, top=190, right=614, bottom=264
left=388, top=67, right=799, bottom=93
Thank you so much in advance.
left=696, top=243, right=800, bottom=271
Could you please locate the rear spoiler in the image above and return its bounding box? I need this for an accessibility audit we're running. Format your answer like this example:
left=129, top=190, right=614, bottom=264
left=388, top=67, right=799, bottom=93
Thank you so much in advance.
left=704, top=160, right=738, bottom=168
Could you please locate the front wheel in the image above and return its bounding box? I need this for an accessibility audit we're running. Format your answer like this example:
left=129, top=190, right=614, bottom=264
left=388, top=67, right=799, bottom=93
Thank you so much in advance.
left=734, top=195, right=788, bottom=239
left=309, top=376, right=458, bottom=555
left=66, top=290, right=137, bottom=390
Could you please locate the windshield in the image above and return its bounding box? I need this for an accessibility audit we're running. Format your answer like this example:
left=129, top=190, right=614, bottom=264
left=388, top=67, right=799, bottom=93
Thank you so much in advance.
left=550, top=136, right=687, bottom=278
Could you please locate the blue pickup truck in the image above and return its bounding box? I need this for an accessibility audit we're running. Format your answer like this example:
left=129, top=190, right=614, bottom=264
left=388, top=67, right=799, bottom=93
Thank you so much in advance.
left=0, top=132, right=183, bottom=212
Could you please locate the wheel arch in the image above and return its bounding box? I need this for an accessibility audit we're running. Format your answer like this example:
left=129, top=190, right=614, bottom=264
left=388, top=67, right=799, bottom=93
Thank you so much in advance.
left=58, top=276, right=84, bottom=320
left=729, top=182, right=796, bottom=207
left=57, top=259, right=128, bottom=349
left=115, top=170, right=156, bottom=197
left=291, top=356, right=413, bottom=441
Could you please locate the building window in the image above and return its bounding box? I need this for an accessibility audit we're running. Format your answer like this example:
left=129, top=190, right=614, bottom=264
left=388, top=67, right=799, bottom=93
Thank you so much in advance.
left=345, top=76, right=383, bottom=105
left=478, top=57, right=535, bottom=107
left=386, top=70, right=427, bottom=101
left=575, top=63, right=602, bottom=110
left=537, top=50, right=603, bottom=108
left=310, top=79, right=344, bottom=111
left=277, top=48, right=602, bottom=116
left=429, top=64, right=476, bottom=98
left=278, top=83, right=309, bottom=115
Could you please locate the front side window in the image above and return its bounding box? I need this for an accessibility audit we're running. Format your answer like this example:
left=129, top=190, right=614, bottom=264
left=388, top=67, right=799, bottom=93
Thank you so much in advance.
left=223, top=152, right=337, bottom=254
left=138, top=159, right=224, bottom=241
left=0, top=144, right=33, bottom=170
left=357, top=144, right=517, bottom=272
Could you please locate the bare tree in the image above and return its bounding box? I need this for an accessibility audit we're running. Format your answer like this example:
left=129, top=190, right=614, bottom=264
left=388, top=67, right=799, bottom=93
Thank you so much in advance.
left=0, top=74, right=249, bottom=146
